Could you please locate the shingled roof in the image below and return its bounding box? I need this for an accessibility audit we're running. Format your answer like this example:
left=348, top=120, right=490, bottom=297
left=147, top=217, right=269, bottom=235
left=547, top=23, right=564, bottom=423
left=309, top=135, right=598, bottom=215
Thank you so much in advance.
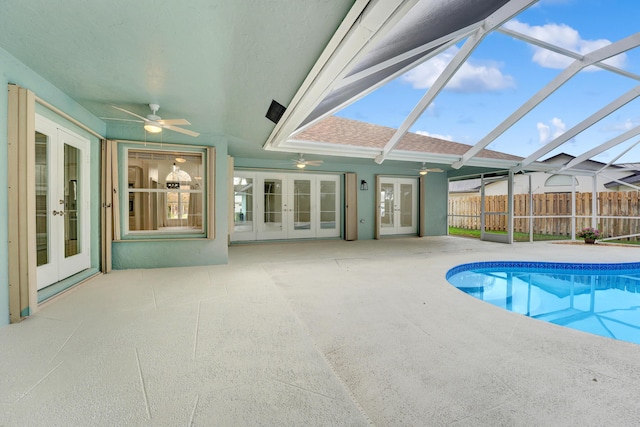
left=294, top=116, right=521, bottom=161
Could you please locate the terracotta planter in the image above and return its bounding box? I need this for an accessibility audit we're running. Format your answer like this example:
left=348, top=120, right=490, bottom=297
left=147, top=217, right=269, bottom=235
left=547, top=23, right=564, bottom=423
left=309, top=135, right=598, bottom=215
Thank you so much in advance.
left=584, top=238, right=595, bottom=244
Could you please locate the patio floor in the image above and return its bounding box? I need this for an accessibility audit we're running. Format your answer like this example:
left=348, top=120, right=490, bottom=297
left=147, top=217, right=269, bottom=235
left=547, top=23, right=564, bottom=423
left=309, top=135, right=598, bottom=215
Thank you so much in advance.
left=2, top=236, right=640, bottom=426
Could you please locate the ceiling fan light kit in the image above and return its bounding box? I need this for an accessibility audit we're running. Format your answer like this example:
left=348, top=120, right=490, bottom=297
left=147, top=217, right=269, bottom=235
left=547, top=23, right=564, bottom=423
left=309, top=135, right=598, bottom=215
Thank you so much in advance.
left=144, top=123, right=162, bottom=133
left=105, top=103, right=200, bottom=137
left=417, top=162, right=444, bottom=176
left=292, top=153, right=323, bottom=169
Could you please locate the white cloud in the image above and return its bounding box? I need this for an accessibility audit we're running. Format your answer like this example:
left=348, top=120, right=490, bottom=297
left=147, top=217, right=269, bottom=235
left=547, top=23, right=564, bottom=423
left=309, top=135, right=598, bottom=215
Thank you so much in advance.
left=402, top=47, right=515, bottom=93
left=537, top=117, right=566, bottom=144
left=602, top=119, right=638, bottom=132
left=416, top=130, right=453, bottom=141
left=537, top=122, right=550, bottom=144
left=504, top=20, right=627, bottom=70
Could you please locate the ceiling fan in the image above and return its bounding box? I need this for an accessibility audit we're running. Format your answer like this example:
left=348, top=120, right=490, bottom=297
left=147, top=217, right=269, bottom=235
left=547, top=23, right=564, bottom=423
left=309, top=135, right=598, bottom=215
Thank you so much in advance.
left=293, top=153, right=323, bottom=169
left=103, top=103, right=200, bottom=137
left=417, top=163, right=444, bottom=175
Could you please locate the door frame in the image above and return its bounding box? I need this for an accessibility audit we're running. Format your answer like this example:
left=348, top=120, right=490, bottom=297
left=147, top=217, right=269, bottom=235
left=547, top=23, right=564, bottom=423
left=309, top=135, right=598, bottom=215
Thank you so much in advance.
left=36, top=115, right=91, bottom=290
left=8, top=84, right=103, bottom=321
left=376, top=175, right=419, bottom=237
left=232, top=171, right=342, bottom=242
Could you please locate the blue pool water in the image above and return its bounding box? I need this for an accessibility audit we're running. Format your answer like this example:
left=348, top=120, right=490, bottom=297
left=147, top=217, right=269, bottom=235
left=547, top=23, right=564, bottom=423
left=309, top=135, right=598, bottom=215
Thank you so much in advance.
left=446, top=261, right=640, bottom=345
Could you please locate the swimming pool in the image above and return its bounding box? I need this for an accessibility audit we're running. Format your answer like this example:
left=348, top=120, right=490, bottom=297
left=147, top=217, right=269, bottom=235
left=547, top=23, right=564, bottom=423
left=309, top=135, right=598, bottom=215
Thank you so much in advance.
left=446, top=261, right=640, bottom=345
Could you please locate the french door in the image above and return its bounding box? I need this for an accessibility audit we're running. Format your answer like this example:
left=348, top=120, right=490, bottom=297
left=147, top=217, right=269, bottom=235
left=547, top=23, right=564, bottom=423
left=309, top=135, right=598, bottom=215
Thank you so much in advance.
left=36, top=116, right=90, bottom=290
left=378, top=177, right=418, bottom=236
left=232, top=172, right=340, bottom=241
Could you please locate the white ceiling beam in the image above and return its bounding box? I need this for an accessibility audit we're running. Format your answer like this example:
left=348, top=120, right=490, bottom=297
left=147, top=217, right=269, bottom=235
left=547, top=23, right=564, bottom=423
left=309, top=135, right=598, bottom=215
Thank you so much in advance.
left=374, top=0, right=538, bottom=164
left=517, top=85, right=640, bottom=170
left=498, top=27, right=640, bottom=82
left=264, top=0, right=420, bottom=150
left=596, top=138, right=640, bottom=173
left=558, top=125, right=640, bottom=172
left=290, top=22, right=480, bottom=139
left=598, top=173, right=640, bottom=192
left=290, top=33, right=463, bottom=138
left=336, top=23, right=478, bottom=90
left=373, top=27, right=486, bottom=164
left=452, top=31, right=640, bottom=169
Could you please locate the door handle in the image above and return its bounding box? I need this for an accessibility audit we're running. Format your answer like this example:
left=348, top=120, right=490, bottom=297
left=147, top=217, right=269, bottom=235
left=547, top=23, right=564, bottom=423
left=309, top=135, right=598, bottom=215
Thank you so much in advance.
left=52, top=210, right=65, bottom=216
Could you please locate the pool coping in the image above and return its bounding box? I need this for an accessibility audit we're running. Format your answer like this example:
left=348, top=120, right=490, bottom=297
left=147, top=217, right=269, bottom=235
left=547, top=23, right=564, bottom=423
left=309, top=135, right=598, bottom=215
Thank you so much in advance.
left=446, top=260, right=640, bottom=279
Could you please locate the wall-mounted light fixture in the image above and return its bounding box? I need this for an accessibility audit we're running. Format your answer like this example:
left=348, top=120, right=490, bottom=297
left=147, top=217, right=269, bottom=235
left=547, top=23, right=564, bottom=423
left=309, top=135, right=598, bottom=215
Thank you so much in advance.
left=360, top=180, right=368, bottom=191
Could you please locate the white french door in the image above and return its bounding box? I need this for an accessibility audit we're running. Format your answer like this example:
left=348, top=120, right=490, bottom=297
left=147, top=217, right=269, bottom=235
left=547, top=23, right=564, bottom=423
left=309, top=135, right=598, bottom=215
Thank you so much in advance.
left=379, top=177, right=418, bottom=236
left=232, top=172, right=340, bottom=241
left=258, top=173, right=287, bottom=240
left=36, top=116, right=90, bottom=290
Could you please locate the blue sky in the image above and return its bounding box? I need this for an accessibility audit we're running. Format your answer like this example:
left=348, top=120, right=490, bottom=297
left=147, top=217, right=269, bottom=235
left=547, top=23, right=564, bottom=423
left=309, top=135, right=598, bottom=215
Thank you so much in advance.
left=336, top=0, right=640, bottom=163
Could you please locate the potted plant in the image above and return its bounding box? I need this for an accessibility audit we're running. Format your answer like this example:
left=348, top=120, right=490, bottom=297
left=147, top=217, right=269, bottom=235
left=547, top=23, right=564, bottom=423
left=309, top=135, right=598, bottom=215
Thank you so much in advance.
left=577, top=227, right=600, bottom=244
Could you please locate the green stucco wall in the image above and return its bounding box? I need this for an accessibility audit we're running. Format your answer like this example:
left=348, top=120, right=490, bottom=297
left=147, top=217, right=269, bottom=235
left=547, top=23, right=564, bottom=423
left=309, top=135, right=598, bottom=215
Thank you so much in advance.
left=111, top=139, right=229, bottom=269
left=233, top=157, right=451, bottom=241
left=0, top=47, right=106, bottom=325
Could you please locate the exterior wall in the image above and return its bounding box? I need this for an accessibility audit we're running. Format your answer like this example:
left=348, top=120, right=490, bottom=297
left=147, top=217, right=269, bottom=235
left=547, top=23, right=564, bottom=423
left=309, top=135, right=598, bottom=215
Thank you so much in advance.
left=0, top=47, right=231, bottom=325
left=423, top=171, right=449, bottom=236
left=0, top=44, right=452, bottom=325
left=484, top=171, right=632, bottom=196
left=233, top=157, right=451, bottom=241
left=111, top=140, right=230, bottom=268
left=0, top=47, right=106, bottom=325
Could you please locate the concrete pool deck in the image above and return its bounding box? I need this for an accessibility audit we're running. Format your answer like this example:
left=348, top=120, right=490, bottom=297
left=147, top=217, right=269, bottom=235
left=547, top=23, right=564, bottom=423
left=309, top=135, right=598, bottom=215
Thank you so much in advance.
left=2, top=236, right=640, bottom=425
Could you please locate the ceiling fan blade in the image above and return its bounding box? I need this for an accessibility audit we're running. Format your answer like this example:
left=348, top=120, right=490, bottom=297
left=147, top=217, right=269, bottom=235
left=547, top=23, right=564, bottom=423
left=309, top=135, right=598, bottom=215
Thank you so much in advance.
left=101, top=117, right=144, bottom=123
left=306, top=161, right=323, bottom=166
left=112, top=106, right=148, bottom=122
left=163, top=124, right=200, bottom=137
left=427, top=168, right=444, bottom=172
left=158, top=118, right=191, bottom=126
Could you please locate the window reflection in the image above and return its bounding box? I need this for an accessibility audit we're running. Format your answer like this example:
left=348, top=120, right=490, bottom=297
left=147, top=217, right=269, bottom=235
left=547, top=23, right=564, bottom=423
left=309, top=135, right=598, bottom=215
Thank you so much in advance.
left=126, top=149, right=205, bottom=235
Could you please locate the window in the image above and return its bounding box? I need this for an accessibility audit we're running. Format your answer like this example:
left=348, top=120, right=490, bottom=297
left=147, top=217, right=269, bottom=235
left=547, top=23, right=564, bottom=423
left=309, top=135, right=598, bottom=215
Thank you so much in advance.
left=123, top=146, right=208, bottom=238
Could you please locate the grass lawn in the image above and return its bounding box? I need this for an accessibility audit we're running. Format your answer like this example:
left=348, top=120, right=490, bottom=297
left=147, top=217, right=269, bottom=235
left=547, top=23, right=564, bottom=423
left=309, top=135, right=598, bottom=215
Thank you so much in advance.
left=448, top=227, right=569, bottom=241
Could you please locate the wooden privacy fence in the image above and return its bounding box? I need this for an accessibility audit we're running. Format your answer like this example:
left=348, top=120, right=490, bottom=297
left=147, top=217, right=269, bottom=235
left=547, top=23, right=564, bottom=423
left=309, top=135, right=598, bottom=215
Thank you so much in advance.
left=448, top=191, right=640, bottom=239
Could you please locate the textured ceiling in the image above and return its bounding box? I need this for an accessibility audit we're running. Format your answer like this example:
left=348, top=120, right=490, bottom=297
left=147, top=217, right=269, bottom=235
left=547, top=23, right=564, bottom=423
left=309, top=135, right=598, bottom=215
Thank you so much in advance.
left=0, top=0, right=353, bottom=154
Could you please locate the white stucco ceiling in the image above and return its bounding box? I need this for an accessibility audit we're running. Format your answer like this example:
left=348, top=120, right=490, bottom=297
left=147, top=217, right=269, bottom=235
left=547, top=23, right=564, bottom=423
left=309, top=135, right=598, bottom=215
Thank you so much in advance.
left=0, top=0, right=353, bottom=157
left=2, top=0, right=640, bottom=174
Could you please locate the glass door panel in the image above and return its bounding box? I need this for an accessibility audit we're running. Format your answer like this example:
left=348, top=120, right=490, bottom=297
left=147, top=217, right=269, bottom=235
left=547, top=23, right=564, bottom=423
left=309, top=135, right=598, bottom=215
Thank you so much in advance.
left=35, top=132, right=49, bottom=267
left=232, top=172, right=341, bottom=242
left=380, top=182, right=395, bottom=233
left=264, top=178, right=283, bottom=231
left=36, top=117, right=90, bottom=290
left=400, top=183, right=413, bottom=228
left=320, top=180, right=336, bottom=230
left=379, top=178, right=417, bottom=236
left=64, top=144, right=80, bottom=258
left=234, top=176, right=254, bottom=233
left=288, top=177, right=314, bottom=238
left=397, top=180, right=417, bottom=234
left=257, top=175, right=287, bottom=240
left=293, top=179, right=311, bottom=230
left=318, top=177, right=340, bottom=238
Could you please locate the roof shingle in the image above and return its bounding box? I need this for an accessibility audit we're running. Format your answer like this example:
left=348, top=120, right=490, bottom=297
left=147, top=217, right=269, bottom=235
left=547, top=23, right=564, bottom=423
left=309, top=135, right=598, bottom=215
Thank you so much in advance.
left=294, top=116, right=521, bottom=161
